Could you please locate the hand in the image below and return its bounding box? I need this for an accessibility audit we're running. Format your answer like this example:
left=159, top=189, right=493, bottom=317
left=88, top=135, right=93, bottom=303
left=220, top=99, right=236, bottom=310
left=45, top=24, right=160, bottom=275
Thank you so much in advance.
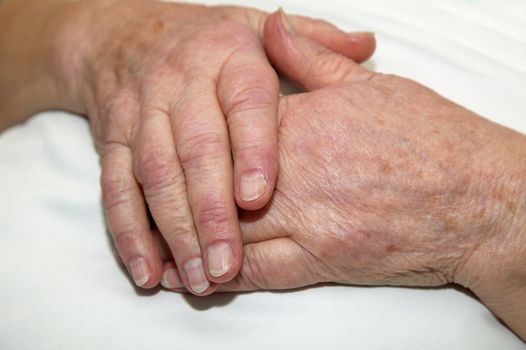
left=48, top=0, right=376, bottom=294
left=161, top=12, right=526, bottom=338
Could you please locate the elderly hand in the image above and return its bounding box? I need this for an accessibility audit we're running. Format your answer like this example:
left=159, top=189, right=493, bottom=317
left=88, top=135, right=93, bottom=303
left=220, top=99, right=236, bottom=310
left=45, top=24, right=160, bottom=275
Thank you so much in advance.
left=41, top=0, right=376, bottom=294
left=160, top=12, right=526, bottom=338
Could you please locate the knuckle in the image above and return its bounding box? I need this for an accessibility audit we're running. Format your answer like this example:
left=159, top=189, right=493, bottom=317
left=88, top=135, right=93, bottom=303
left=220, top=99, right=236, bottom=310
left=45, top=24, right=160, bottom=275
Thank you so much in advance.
left=178, top=131, right=227, bottom=170
left=175, top=22, right=259, bottom=83
left=112, top=228, right=143, bottom=259
left=309, top=50, right=355, bottom=82
left=100, top=171, right=137, bottom=211
left=93, top=92, right=139, bottom=146
left=225, top=83, right=276, bottom=117
left=197, top=197, right=234, bottom=239
left=232, top=144, right=276, bottom=167
left=210, top=21, right=254, bottom=43
left=240, top=248, right=269, bottom=289
left=310, top=49, right=335, bottom=72
left=181, top=21, right=252, bottom=58
left=162, top=219, right=197, bottom=247
left=136, top=146, right=178, bottom=191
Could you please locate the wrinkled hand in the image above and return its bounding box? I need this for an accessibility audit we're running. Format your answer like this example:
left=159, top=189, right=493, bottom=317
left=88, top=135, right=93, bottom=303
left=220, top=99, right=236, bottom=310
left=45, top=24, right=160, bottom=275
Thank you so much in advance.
left=52, top=0, right=375, bottom=294
left=160, top=12, right=526, bottom=338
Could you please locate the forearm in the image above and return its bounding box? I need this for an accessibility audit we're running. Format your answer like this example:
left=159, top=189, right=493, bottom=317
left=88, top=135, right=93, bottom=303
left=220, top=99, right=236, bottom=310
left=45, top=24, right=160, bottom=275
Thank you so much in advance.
left=0, top=0, right=82, bottom=130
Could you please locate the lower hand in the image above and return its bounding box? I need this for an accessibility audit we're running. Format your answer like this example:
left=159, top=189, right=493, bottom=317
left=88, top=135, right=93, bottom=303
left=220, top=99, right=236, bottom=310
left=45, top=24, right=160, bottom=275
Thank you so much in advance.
left=163, top=12, right=526, bottom=338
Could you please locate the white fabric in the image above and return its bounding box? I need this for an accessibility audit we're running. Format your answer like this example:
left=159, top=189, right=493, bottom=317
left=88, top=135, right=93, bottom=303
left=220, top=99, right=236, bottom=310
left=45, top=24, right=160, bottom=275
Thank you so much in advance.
left=1, top=0, right=525, bottom=348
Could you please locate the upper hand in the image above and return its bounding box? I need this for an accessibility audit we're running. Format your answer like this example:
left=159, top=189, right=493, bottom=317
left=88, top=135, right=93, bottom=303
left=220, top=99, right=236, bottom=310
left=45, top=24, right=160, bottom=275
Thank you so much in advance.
left=51, top=0, right=376, bottom=295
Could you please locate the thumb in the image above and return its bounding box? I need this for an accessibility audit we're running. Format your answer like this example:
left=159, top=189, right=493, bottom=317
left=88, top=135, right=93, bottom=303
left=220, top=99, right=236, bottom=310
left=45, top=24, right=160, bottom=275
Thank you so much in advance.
left=217, top=238, right=324, bottom=292
left=214, top=5, right=376, bottom=63
left=276, top=9, right=376, bottom=64
left=264, top=10, right=376, bottom=91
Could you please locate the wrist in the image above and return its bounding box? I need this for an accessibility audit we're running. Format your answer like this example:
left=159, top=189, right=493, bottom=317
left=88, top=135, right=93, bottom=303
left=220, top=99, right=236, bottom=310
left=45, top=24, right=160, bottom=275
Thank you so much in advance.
left=49, top=0, right=149, bottom=119
left=0, top=0, right=85, bottom=127
left=464, top=204, right=526, bottom=340
left=451, top=130, right=526, bottom=339
left=47, top=0, right=97, bottom=116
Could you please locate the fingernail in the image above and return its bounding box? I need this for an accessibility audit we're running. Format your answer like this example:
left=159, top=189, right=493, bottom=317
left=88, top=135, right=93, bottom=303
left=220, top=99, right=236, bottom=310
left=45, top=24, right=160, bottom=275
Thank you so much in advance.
left=240, top=171, right=267, bottom=201
left=161, top=268, right=183, bottom=289
left=278, top=7, right=296, bottom=34
left=129, top=257, right=149, bottom=287
left=208, top=241, right=234, bottom=277
left=184, top=258, right=209, bottom=294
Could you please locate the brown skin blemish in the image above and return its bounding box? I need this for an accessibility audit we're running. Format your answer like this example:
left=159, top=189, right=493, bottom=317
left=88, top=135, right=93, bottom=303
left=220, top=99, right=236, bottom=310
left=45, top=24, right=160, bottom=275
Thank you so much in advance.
left=492, top=185, right=509, bottom=201
left=393, top=149, right=409, bottom=158
left=474, top=208, right=486, bottom=220
left=441, top=215, right=458, bottom=233
left=489, top=185, right=517, bottom=214
left=153, top=20, right=165, bottom=33
left=112, top=44, right=126, bottom=80
left=386, top=244, right=399, bottom=253
left=455, top=178, right=469, bottom=197
left=379, top=162, right=392, bottom=175
left=442, top=140, right=453, bottom=153
left=506, top=201, right=517, bottom=214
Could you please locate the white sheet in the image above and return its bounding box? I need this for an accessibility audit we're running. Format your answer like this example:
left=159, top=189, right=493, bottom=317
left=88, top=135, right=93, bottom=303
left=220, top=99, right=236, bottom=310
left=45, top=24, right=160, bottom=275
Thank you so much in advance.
left=1, top=0, right=525, bottom=348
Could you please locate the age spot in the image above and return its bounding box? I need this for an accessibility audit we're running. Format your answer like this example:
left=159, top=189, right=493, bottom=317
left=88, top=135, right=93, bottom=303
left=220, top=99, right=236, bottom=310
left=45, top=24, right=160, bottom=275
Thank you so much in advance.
left=386, top=244, right=399, bottom=253
left=506, top=201, right=517, bottom=214
left=379, top=162, right=392, bottom=175
left=153, top=20, right=165, bottom=33
left=375, top=116, right=386, bottom=126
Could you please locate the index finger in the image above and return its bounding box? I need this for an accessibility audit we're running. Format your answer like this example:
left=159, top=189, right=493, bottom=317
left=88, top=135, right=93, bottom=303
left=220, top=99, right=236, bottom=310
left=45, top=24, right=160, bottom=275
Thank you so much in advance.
left=217, top=38, right=279, bottom=211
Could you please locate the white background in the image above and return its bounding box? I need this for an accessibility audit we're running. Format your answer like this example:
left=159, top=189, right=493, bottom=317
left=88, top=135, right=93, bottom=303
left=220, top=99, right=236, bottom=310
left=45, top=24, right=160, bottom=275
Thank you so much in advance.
left=1, top=0, right=525, bottom=348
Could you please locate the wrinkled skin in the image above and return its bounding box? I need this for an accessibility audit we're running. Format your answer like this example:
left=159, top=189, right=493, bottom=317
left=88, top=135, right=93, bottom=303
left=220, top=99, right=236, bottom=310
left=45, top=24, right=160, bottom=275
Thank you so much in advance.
left=235, top=78, right=526, bottom=291
left=161, top=12, right=526, bottom=338
left=2, top=0, right=524, bottom=341
left=49, top=0, right=375, bottom=294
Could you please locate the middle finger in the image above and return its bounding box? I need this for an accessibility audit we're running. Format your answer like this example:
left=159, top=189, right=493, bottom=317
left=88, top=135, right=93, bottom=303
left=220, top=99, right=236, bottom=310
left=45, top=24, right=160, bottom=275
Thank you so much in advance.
left=133, top=106, right=216, bottom=295
left=173, top=79, right=243, bottom=285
